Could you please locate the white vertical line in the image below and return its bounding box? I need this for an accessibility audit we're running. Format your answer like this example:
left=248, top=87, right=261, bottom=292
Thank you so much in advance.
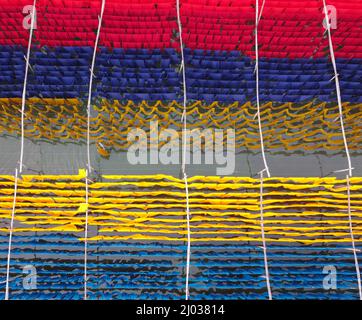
left=259, top=170, right=272, bottom=300
left=322, top=0, right=352, bottom=177
left=346, top=175, right=362, bottom=300
left=84, top=0, right=105, bottom=300
left=258, top=0, right=265, bottom=24
left=5, top=168, right=19, bottom=300
left=86, top=0, right=106, bottom=174
left=184, top=173, right=191, bottom=300
left=324, top=0, right=358, bottom=298
left=256, top=0, right=272, bottom=299
left=176, top=0, right=191, bottom=300
left=84, top=170, right=89, bottom=300
left=6, top=1, right=37, bottom=300
left=255, top=0, right=270, bottom=178
left=19, top=0, right=37, bottom=173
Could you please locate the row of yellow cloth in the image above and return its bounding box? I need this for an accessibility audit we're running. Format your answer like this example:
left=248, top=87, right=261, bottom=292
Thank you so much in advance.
left=0, top=99, right=361, bottom=154
left=0, top=171, right=361, bottom=244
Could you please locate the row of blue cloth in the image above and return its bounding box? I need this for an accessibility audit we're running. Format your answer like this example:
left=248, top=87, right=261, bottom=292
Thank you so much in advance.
left=0, top=46, right=360, bottom=102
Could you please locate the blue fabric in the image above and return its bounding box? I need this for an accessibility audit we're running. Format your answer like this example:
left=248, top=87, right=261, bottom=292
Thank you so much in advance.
left=0, top=46, right=361, bottom=103
left=1, top=233, right=362, bottom=300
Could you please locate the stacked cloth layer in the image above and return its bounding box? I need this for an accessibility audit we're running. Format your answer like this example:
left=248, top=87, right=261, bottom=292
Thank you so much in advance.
left=0, top=0, right=361, bottom=102
left=0, top=0, right=361, bottom=300
left=0, top=173, right=362, bottom=299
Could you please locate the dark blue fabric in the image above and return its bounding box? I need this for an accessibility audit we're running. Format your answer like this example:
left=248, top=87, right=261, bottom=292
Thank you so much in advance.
left=0, top=46, right=361, bottom=103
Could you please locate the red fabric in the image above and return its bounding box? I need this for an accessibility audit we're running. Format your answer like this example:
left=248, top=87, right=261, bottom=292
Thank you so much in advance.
left=0, top=0, right=360, bottom=58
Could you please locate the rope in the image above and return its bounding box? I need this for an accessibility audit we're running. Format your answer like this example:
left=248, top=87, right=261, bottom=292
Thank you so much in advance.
left=5, top=168, right=19, bottom=300
left=259, top=170, right=273, bottom=300
left=86, top=0, right=106, bottom=174
left=323, top=2, right=358, bottom=297
left=176, top=0, right=191, bottom=300
left=322, top=0, right=352, bottom=177
left=84, top=0, right=106, bottom=299
left=258, top=0, right=266, bottom=24
left=5, top=1, right=36, bottom=300
left=19, top=0, right=37, bottom=173
left=346, top=175, right=362, bottom=300
left=256, top=0, right=272, bottom=299
left=84, top=170, right=89, bottom=300
left=255, top=0, right=270, bottom=177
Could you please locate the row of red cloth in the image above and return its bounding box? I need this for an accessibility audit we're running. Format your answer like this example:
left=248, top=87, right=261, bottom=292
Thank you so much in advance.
left=0, top=0, right=360, bottom=58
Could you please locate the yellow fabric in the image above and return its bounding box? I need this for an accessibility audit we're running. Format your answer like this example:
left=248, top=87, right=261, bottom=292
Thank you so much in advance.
left=0, top=172, right=362, bottom=244
left=0, top=99, right=361, bottom=154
